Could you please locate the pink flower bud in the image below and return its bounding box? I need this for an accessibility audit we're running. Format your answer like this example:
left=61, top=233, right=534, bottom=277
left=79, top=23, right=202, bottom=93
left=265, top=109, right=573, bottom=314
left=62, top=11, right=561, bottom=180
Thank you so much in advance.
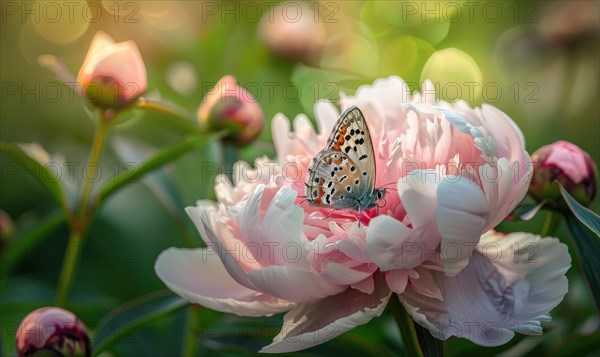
left=530, top=140, right=597, bottom=207
left=259, top=2, right=326, bottom=63
left=77, top=32, right=147, bottom=110
left=16, top=307, right=91, bottom=357
left=198, top=75, right=264, bottom=145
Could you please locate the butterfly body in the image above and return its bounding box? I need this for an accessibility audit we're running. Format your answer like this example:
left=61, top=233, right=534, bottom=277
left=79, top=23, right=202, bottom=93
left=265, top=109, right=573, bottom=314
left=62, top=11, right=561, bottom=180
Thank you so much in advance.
left=305, top=106, right=386, bottom=213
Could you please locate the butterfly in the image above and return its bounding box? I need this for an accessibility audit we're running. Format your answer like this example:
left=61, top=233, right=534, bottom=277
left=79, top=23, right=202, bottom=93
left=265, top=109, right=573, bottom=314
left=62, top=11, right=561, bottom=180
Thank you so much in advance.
left=305, top=106, right=386, bottom=220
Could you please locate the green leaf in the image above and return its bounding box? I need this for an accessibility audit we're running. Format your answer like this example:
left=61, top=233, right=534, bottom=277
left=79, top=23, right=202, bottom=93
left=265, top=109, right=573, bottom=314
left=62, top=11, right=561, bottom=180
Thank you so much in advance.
left=559, top=183, right=600, bottom=237
left=508, top=201, right=546, bottom=221
left=0, top=210, right=65, bottom=277
left=92, top=290, right=188, bottom=355
left=0, top=142, right=70, bottom=215
left=111, top=137, right=186, bottom=220
left=564, top=214, right=600, bottom=311
left=549, top=331, right=600, bottom=356
left=96, top=133, right=221, bottom=208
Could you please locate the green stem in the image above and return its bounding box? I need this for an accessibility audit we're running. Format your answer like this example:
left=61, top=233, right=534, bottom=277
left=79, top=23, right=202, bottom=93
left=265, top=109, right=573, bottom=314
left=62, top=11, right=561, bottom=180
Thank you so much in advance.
left=391, top=296, right=424, bottom=357
left=55, top=231, right=84, bottom=306
left=79, top=116, right=109, bottom=218
left=135, top=98, right=198, bottom=132
left=541, top=211, right=560, bottom=236
left=181, top=305, right=201, bottom=357
left=222, top=142, right=239, bottom=181
left=56, top=112, right=110, bottom=306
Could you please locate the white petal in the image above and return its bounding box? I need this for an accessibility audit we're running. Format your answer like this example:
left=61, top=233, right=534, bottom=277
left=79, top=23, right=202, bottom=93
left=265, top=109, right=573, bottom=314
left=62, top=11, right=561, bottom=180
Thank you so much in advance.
left=314, top=100, right=339, bottom=139
left=410, top=267, right=443, bottom=301
left=436, top=176, right=489, bottom=276
left=238, top=185, right=307, bottom=267
left=272, top=113, right=293, bottom=162
left=479, top=104, right=527, bottom=163
left=322, top=262, right=375, bottom=285
left=341, top=76, right=410, bottom=129
left=247, top=265, right=346, bottom=302
left=185, top=203, right=261, bottom=291
left=155, top=248, right=294, bottom=316
left=400, top=232, right=570, bottom=346
left=366, top=170, right=441, bottom=270
left=366, top=215, right=416, bottom=270
left=260, top=274, right=391, bottom=353
left=477, top=232, right=571, bottom=318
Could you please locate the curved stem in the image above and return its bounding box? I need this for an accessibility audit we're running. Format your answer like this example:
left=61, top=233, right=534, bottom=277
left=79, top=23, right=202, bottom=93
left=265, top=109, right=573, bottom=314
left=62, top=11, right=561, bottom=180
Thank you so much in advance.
left=181, top=305, right=201, bottom=357
left=541, top=211, right=560, bottom=236
left=135, top=98, right=198, bottom=132
left=56, top=111, right=110, bottom=306
left=391, top=296, right=424, bottom=357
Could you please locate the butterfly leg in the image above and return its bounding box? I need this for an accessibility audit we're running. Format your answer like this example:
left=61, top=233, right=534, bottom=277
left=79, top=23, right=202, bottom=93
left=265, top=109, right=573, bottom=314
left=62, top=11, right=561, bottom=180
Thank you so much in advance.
left=357, top=205, right=362, bottom=227
left=321, top=208, right=337, bottom=221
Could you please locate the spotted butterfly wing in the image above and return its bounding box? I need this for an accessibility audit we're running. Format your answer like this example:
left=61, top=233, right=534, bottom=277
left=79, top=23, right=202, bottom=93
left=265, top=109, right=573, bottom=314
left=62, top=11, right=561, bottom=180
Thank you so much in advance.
left=306, top=106, right=380, bottom=210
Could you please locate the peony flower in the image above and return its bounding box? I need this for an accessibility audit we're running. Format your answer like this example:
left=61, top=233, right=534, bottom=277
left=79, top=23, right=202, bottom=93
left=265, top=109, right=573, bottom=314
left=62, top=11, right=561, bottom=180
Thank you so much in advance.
left=16, top=307, right=90, bottom=357
left=156, top=77, right=571, bottom=352
left=530, top=140, right=597, bottom=207
left=198, top=75, right=264, bottom=145
left=77, top=31, right=147, bottom=109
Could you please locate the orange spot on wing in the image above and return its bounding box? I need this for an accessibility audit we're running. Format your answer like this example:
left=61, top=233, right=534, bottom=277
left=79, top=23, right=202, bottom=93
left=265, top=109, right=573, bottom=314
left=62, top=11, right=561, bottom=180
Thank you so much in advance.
left=314, top=178, right=326, bottom=204
left=333, top=125, right=348, bottom=151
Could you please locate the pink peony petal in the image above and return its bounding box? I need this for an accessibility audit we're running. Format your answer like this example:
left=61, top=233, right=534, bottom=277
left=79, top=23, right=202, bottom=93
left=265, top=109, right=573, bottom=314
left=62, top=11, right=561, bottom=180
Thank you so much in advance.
left=248, top=265, right=346, bottom=302
left=436, top=176, right=490, bottom=276
left=400, top=231, right=570, bottom=346
left=155, top=248, right=294, bottom=316
left=366, top=170, right=442, bottom=270
left=260, top=274, right=391, bottom=353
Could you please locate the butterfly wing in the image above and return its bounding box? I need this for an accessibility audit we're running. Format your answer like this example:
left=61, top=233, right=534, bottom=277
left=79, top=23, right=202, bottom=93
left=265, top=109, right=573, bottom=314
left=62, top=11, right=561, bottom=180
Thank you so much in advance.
left=305, top=151, right=366, bottom=209
left=305, top=106, right=377, bottom=209
left=323, top=106, right=377, bottom=192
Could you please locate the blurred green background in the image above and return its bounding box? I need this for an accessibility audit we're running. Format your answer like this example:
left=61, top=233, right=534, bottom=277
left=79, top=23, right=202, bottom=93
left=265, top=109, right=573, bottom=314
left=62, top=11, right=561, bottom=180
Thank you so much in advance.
left=1, top=0, right=599, bottom=356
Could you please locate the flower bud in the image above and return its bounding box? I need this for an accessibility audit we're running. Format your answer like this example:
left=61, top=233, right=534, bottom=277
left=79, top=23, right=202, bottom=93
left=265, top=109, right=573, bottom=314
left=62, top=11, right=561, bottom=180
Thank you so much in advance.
left=16, top=307, right=91, bottom=357
left=198, top=75, right=264, bottom=145
left=77, top=32, right=147, bottom=110
left=530, top=140, right=597, bottom=207
left=259, top=2, right=326, bottom=63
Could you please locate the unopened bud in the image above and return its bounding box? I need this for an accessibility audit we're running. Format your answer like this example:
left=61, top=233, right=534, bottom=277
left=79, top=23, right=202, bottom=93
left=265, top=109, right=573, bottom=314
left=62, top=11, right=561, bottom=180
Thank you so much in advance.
left=530, top=140, right=597, bottom=207
left=16, top=307, right=91, bottom=357
left=198, top=75, right=264, bottom=145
